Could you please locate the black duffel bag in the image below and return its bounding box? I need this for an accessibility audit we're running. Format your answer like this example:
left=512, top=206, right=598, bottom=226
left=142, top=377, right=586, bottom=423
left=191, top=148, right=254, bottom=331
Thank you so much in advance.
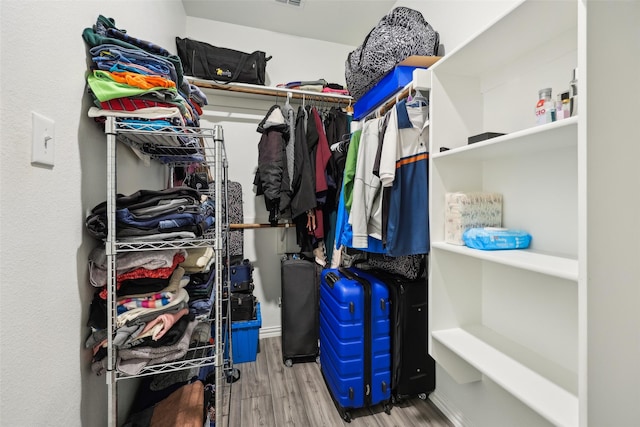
left=345, top=7, right=439, bottom=100
left=176, top=37, right=271, bottom=85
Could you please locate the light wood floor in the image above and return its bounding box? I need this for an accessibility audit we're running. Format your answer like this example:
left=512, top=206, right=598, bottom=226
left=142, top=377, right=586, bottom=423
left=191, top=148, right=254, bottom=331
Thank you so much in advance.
left=219, top=336, right=454, bottom=427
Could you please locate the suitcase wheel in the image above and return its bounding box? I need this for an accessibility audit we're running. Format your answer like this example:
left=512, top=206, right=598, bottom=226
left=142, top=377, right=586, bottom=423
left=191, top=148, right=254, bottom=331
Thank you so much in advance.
left=341, top=410, right=352, bottom=423
left=384, top=403, right=391, bottom=415
left=284, top=359, right=293, bottom=368
left=418, top=393, right=428, bottom=400
left=225, top=367, right=241, bottom=384
left=315, top=355, right=320, bottom=364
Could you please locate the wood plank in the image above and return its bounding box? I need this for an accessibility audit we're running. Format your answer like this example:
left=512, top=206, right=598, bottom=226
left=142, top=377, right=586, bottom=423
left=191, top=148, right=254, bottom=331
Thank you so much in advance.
left=263, top=337, right=311, bottom=427
left=221, top=383, right=231, bottom=416
left=413, top=398, right=456, bottom=427
left=239, top=345, right=271, bottom=399
left=367, top=403, right=411, bottom=427
left=221, top=377, right=243, bottom=427
left=348, top=407, right=385, bottom=427
left=222, top=336, right=453, bottom=427
left=239, top=395, right=276, bottom=427
left=395, top=397, right=455, bottom=427
left=293, top=361, right=348, bottom=427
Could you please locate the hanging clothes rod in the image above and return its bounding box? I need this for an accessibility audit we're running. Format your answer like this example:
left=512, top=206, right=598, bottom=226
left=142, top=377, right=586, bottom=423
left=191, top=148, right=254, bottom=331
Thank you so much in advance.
left=188, top=78, right=353, bottom=105
left=363, top=81, right=415, bottom=121
left=230, top=223, right=294, bottom=229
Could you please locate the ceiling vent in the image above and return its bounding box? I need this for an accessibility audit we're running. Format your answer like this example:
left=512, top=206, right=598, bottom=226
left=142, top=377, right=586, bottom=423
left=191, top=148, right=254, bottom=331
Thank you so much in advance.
left=276, top=0, right=302, bottom=6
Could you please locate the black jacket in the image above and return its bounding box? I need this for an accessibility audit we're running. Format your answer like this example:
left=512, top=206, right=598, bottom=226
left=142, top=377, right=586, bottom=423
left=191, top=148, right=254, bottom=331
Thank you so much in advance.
left=254, top=105, right=291, bottom=218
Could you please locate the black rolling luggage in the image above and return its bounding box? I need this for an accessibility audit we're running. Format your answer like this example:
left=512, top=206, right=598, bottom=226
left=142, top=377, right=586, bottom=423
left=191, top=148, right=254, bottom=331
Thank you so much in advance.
left=373, top=270, right=435, bottom=402
left=281, top=254, right=320, bottom=366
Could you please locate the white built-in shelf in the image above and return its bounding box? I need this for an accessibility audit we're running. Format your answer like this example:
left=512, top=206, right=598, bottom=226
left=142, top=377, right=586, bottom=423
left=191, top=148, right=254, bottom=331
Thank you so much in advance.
left=187, top=77, right=353, bottom=105
left=432, top=1, right=576, bottom=76
left=432, top=326, right=578, bottom=427
left=431, top=117, right=577, bottom=161
left=431, top=242, right=578, bottom=281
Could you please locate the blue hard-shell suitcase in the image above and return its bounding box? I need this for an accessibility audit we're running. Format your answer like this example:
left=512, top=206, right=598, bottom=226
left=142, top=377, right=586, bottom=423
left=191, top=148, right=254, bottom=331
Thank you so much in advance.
left=319, top=267, right=392, bottom=422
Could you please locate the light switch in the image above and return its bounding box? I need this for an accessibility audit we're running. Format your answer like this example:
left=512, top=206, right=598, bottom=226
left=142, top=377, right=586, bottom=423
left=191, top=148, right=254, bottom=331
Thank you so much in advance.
left=31, top=112, right=55, bottom=167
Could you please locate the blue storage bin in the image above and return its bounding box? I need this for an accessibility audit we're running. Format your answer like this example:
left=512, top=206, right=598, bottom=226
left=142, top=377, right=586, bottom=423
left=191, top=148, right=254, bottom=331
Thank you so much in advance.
left=353, top=66, right=418, bottom=120
left=229, top=302, right=262, bottom=363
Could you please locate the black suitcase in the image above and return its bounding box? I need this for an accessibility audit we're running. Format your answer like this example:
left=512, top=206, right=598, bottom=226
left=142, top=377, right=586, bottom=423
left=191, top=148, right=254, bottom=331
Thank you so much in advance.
left=281, top=255, right=320, bottom=366
left=373, top=270, right=435, bottom=403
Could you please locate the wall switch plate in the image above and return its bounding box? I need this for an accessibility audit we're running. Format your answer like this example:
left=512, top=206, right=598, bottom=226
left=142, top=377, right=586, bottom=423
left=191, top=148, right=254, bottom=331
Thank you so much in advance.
left=32, top=112, right=55, bottom=167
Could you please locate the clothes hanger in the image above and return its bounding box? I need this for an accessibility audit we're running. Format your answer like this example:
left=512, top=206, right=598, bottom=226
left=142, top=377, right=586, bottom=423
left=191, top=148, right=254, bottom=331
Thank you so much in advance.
left=346, top=99, right=354, bottom=116
left=408, top=88, right=429, bottom=108
left=330, top=133, right=351, bottom=152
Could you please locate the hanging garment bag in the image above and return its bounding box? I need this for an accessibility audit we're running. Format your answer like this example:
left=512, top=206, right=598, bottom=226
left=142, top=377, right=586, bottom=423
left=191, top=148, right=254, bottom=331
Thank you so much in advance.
left=371, top=269, right=435, bottom=402
left=319, top=267, right=392, bottom=422
left=281, top=255, right=320, bottom=366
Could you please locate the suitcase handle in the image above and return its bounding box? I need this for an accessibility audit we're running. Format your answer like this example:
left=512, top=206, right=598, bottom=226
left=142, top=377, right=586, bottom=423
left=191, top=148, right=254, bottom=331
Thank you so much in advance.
left=325, top=272, right=339, bottom=288
left=338, top=266, right=356, bottom=280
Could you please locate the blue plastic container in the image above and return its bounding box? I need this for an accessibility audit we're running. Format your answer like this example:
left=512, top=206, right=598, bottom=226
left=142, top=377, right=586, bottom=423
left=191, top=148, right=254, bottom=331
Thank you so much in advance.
left=229, top=302, right=262, bottom=364
left=353, top=66, right=419, bottom=120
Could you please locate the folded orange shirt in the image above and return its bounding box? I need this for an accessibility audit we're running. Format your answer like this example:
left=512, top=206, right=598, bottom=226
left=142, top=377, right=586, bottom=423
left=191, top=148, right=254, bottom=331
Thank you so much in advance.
left=109, top=71, right=176, bottom=90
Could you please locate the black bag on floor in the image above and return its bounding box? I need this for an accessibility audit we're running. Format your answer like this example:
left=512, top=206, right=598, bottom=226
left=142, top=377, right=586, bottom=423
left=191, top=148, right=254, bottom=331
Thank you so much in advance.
left=176, top=37, right=271, bottom=85
left=345, top=7, right=439, bottom=100
left=230, top=293, right=257, bottom=321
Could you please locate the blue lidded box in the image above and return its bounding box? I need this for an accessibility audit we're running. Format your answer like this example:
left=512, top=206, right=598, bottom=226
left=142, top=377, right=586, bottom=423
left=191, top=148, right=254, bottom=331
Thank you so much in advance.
left=352, top=56, right=441, bottom=120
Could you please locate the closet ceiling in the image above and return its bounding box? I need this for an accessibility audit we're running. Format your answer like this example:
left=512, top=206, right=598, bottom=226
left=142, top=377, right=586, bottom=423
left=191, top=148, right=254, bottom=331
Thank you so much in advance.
left=182, top=0, right=397, bottom=46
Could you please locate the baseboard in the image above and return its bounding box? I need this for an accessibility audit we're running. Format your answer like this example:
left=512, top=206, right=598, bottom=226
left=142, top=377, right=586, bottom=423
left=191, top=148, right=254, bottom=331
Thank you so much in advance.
left=259, top=325, right=281, bottom=339
left=430, top=390, right=472, bottom=427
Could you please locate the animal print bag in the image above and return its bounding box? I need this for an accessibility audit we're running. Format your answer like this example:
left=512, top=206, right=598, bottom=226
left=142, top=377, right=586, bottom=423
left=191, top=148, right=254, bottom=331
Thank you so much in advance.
left=345, top=7, right=439, bottom=101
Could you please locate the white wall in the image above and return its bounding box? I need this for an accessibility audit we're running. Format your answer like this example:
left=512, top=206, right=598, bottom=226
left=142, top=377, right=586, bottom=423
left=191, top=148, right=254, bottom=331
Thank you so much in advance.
left=186, top=16, right=352, bottom=87
left=185, top=17, right=356, bottom=337
left=0, top=1, right=186, bottom=425
left=394, top=0, right=519, bottom=56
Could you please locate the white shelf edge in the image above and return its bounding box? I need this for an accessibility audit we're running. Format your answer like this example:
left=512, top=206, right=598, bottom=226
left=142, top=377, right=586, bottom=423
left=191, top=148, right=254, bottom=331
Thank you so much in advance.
left=432, top=117, right=577, bottom=160
left=413, top=68, right=432, bottom=91
left=431, top=241, right=578, bottom=281
left=428, top=0, right=577, bottom=77
left=432, top=327, right=578, bottom=427
left=187, top=76, right=353, bottom=102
